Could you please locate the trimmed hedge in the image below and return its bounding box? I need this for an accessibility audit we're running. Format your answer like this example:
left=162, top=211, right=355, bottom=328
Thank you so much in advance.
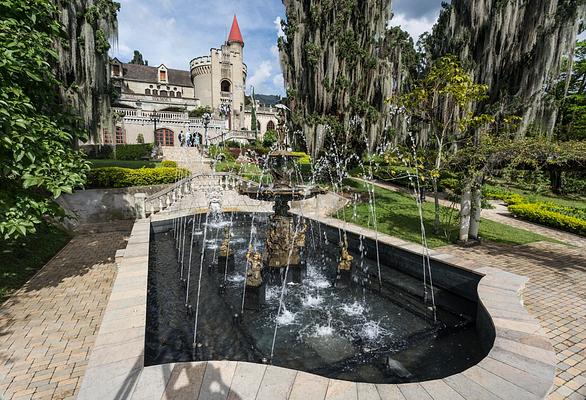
left=160, top=160, right=178, bottom=168
left=509, top=203, right=586, bottom=236
left=115, top=144, right=154, bottom=161
left=87, top=167, right=190, bottom=188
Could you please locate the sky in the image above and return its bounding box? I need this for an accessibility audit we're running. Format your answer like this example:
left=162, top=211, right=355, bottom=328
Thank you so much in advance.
left=111, top=0, right=444, bottom=96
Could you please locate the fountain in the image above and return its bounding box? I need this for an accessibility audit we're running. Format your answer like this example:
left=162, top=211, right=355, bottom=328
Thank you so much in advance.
left=238, top=104, right=325, bottom=282
left=144, top=108, right=492, bottom=384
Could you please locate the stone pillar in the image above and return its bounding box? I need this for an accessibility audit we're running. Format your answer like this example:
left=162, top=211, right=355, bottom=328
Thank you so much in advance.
left=134, top=193, right=147, bottom=219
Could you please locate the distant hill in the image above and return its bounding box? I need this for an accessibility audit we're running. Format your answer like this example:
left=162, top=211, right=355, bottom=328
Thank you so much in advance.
left=246, top=94, right=282, bottom=107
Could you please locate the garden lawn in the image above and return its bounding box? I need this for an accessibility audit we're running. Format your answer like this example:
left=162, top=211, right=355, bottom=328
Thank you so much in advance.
left=341, top=179, right=557, bottom=248
left=0, top=222, right=71, bottom=303
left=89, top=159, right=160, bottom=169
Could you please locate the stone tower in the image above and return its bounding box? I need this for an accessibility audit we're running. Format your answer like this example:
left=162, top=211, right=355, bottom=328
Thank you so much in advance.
left=190, top=15, right=247, bottom=130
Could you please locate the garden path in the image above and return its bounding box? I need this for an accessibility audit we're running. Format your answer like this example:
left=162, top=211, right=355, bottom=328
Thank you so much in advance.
left=440, top=241, right=586, bottom=400
left=0, top=221, right=131, bottom=400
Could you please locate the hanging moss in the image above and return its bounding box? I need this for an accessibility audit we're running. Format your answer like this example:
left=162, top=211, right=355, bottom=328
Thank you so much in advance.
left=95, top=29, right=110, bottom=54
left=281, top=0, right=416, bottom=156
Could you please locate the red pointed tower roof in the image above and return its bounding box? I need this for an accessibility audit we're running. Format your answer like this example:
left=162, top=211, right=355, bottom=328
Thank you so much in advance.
left=227, top=15, right=244, bottom=46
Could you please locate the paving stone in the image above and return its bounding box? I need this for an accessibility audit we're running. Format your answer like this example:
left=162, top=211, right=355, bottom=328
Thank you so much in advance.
left=161, top=362, right=207, bottom=400
left=288, top=371, right=329, bottom=400
left=325, top=379, right=358, bottom=400
left=0, top=222, right=129, bottom=400
left=255, top=365, right=297, bottom=400
left=131, top=363, right=175, bottom=399
left=357, top=383, right=381, bottom=400
left=375, top=385, right=406, bottom=400
left=197, top=360, right=237, bottom=400
left=226, top=362, right=266, bottom=400
left=397, top=383, right=433, bottom=400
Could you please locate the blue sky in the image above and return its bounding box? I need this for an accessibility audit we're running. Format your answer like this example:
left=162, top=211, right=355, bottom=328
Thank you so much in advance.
left=111, top=0, right=443, bottom=96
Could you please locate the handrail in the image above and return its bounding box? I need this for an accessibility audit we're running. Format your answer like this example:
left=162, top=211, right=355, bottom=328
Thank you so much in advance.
left=146, top=172, right=233, bottom=202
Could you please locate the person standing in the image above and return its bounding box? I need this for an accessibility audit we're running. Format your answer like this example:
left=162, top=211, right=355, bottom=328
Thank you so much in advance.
left=178, top=131, right=184, bottom=147
left=185, top=131, right=192, bottom=148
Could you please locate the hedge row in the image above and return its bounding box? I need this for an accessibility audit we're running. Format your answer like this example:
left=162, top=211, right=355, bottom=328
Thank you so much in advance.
left=87, top=167, right=190, bottom=188
left=509, top=203, right=586, bottom=236
left=115, top=144, right=154, bottom=161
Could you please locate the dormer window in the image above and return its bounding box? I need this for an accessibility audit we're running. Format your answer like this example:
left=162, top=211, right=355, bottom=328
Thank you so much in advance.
left=158, top=65, right=168, bottom=83
left=112, top=64, right=121, bottom=77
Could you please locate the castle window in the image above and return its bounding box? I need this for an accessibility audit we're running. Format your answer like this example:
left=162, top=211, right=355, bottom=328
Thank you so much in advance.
left=169, top=91, right=175, bottom=98
left=176, top=92, right=182, bottom=98
left=159, top=70, right=167, bottom=81
left=159, top=90, right=168, bottom=97
left=267, top=120, right=275, bottom=131
left=220, top=80, right=231, bottom=92
left=152, top=89, right=158, bottom=96
left=115, top=126, right=126, bottom=144
left=112, top=64, right=120, bottom=77
left=149, top=84, right=153, bottom=88
left=145, top=89, right=151, bottom=95
left=103, top=129, right=112, bottom=144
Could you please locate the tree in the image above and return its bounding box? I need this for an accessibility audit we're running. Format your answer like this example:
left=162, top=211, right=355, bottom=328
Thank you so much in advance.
left=129, top=50, right=146, bottom=65
left=392, top=56, right=492, bottom=234
left=0, top=0, right=92, bottom=239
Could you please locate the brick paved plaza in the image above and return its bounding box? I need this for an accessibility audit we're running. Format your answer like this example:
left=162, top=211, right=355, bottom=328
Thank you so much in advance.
left=441, top=241, right=586, bottom=400
left=0, top=222, right=131, bottom=400
left=0, top=209, right=584, bottom=399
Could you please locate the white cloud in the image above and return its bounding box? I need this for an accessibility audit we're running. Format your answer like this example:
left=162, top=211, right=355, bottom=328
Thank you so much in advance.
left=272, top=74, right=284, bottom=89
left=388, top=13, right=437, bottom=42
left=248, top=60, right=273, bottom=90
left=274, top=16, right=285, bottom=38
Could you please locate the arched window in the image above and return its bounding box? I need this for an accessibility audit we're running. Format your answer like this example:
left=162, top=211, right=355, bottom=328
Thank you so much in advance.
left=220, top=80, right=231, bottom=92
left=152, top=89, right=158, bottom=96
left=155, top=128, right=175, bottom=146
left=145, top=89, right=151, bottom=95
left=159, top=90, right=168, bottom=97
left=169, top=91, right=175, bottom=98
left=266, top=120, right=275, bottom=131
left=176, top=92, right=182, bottom=98
left=256, top=121, right=261, bottom=131
left=115, top=126, right=126, bottom=144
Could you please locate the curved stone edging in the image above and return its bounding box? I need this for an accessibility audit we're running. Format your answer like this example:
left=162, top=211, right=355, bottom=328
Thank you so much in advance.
left=77, top=215, right=556, bottom=400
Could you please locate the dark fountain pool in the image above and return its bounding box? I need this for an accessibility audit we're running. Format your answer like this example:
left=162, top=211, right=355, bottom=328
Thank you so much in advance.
left=145, top=213, right=493, bottom=384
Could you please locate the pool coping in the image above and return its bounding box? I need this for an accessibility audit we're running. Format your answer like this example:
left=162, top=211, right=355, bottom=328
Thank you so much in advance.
left=77, top=215, right=556, bottom=400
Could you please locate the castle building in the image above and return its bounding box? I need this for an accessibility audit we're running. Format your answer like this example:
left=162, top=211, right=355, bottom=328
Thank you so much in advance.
left=108, top=16, right=278, bottom=147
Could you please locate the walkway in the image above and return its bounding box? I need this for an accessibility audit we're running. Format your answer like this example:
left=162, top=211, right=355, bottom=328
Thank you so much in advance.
left=440, top=241, right=586, bottom=400
left=161, top=147, right=212, bottom=174
left=0, top=221, right=132, bottom=400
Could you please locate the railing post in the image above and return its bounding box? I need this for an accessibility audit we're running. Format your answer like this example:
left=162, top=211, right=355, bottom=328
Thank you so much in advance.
left=159, top=198, right=164, bottom=212
left=134, top=193, right=147, bottom=219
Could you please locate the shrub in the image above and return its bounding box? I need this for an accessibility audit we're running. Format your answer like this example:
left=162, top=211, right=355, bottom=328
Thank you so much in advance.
left=508, top=203, right=586, bottom=236
left=87, top=167, right=189, bottom=188
left=263, top=130, right=277, bottom=148
left=160, top=160, right=177, bottom=168
left=290, top=151, right=311, bottom=165
left=115, top=144, right=154, bottom=161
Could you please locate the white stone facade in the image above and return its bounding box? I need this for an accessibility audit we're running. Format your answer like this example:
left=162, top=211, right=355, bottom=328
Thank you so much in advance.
left=104, top=16, right=278, bottom=147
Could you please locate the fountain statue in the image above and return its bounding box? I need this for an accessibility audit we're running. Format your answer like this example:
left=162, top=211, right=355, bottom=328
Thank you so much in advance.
left=239, top=104, right=326, bottom=282
left=244, top=245, right=265, bottom=310
left=219, top=226, right=233, bottom=258
left=336, top=233, right=354, bottom=288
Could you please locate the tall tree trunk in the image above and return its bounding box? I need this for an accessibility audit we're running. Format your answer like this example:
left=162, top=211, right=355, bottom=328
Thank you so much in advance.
left=549, top=169, right=563, bottom=194
left=433, top=178, right=440, bottom=234
left=459, top=179, right=473, bottom=242
left=468, top=175, right=483, bottom=240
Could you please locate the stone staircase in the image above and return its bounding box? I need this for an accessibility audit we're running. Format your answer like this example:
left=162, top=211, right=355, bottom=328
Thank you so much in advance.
left=161, top=146, right=212, bottom=174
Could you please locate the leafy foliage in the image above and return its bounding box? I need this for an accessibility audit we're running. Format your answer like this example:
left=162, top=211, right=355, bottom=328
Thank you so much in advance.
left=509, top=203, right=586, bottom=236
left=87, top=167, right=189, bottom=188
left=114, top=144, right=154, bottom=160
left=0, top=0, right=92, bottom=239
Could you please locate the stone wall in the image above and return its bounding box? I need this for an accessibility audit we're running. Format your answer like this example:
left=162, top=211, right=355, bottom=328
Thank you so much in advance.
left=57, top=184, right=169, bottom=226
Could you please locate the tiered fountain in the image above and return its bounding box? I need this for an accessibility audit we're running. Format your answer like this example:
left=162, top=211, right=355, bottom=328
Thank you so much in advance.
left=239, top=105, right=325, bottom=288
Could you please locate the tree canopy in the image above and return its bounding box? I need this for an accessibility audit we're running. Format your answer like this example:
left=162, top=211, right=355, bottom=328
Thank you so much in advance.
left=0, top=0, right=92, bottom=239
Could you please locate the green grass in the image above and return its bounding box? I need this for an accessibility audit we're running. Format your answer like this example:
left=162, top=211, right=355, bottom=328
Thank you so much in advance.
left=341, top=179, right=557, bottom=248
left=485, top=183, right=586, bottom=209
left=89, top=159, right=161, bottom=169
left=0, top=222, right=71, bottom=303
